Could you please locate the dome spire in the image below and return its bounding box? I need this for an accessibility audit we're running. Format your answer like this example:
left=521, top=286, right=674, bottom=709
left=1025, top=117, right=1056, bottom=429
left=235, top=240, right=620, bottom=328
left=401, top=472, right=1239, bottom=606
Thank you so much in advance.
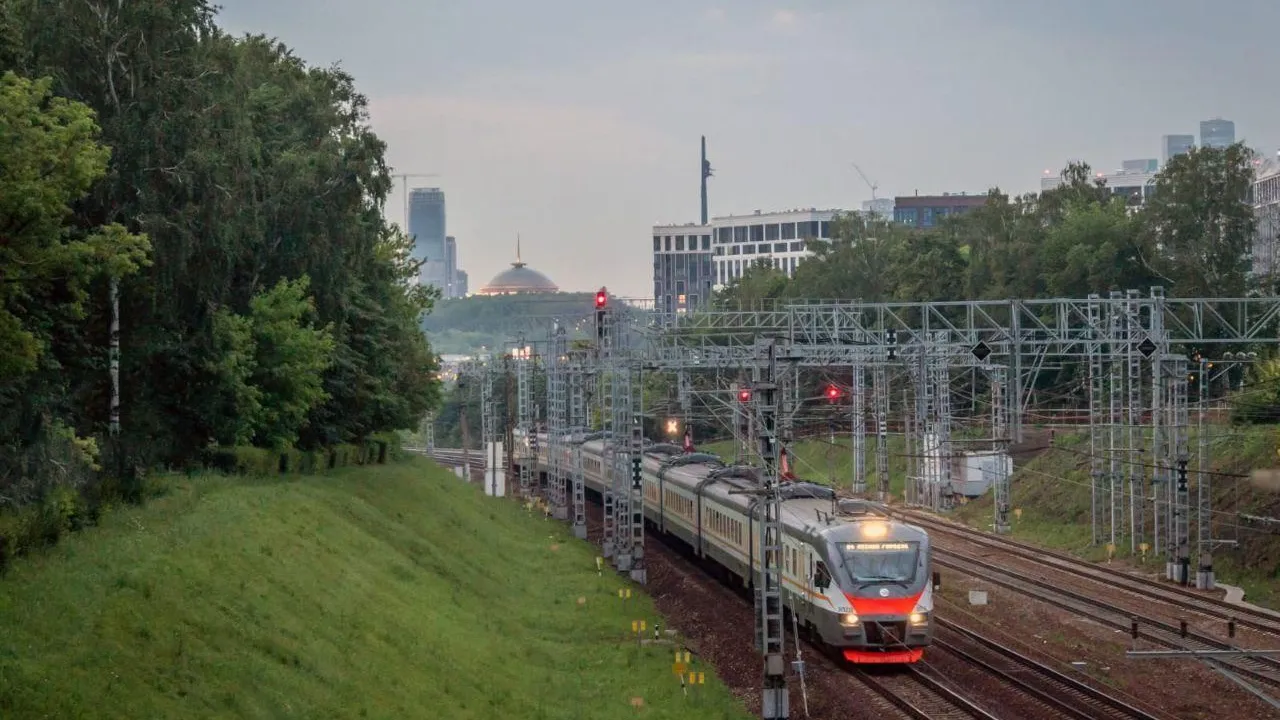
left=512, top=233, right=526, bottom=269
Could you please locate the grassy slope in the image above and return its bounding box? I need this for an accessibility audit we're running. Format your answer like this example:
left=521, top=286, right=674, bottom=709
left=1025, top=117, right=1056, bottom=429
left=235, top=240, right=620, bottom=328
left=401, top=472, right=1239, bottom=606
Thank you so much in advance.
left=0, top=459, right=749, bottom=719
left=948, top=425, right=1280, bottom=607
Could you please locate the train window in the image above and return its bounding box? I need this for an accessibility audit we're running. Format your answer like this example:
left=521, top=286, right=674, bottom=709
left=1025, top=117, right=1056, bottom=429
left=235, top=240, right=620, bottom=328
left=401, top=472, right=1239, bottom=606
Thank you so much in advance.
left=814, top=561, right=832, bottom=590
left=840, top=541, right=920, bottom=584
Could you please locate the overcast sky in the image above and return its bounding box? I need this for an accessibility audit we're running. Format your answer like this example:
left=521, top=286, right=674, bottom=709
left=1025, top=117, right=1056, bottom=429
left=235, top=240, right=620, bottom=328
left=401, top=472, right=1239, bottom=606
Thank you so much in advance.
left=213, top=0, right=1280, bottom=298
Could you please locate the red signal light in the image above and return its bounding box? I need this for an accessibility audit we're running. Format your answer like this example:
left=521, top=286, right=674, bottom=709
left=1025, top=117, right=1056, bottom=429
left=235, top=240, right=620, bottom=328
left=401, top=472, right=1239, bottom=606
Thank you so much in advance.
left=825, top=384, right=840, bottom=400
left=737, top=388, right=752, bottom=402
left=595, top=288, right=608, bottom=309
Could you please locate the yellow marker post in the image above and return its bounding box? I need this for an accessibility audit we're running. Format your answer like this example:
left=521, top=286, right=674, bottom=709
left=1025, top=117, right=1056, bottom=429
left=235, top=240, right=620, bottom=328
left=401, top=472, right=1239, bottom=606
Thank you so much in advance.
left=596, top=557, right=603, bottom=576
left=1014, top=508, right=1023, bottom=520
left=1140, top=542, right=1150, bottom=562
left=1106, top=543, right=1116, bottom=563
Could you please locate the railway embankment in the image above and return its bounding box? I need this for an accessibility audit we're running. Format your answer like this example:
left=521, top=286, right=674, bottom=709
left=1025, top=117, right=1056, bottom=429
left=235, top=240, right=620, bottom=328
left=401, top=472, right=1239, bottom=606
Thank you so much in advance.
left=953, top=424, right=1280, bottom=609
left=0, top=457, right=748, bottom=719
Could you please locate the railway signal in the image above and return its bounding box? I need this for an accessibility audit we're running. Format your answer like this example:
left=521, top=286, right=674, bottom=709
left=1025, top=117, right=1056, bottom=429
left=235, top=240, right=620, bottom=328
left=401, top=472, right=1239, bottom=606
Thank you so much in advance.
left=594, top=287, right=608, bottom=341
left=737, top=388, right=752, bottom=402
left=824, top=384, right=841, bottom=403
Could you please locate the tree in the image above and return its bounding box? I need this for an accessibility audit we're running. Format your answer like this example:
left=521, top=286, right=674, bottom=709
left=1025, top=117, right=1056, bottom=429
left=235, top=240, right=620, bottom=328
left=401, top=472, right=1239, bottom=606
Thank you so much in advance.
left=1, top=5, right=442, bottom=472
left=0, top=72, right=150, bottom=378
left=1040, top=196, right=1154, bottom=297
left=1139, top=143, right=1257, bottom=297
left=713, top=259, right=789, bottom=309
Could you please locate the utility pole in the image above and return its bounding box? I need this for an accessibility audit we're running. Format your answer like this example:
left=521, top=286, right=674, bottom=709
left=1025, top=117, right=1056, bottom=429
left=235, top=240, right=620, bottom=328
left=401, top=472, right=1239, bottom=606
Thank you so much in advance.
left=749, top=337, right=791, bottom=719
left=701, top=136, right=713, bottom=225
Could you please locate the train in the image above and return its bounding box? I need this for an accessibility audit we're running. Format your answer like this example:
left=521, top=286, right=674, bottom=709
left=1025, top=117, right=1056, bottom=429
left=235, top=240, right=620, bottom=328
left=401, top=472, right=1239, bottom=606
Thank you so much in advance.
left=513, top=429, right=936, bottom=664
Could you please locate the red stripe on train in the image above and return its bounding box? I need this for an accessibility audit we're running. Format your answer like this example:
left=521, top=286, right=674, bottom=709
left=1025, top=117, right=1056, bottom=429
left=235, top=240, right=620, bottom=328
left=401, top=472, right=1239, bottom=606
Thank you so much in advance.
left=843, top=648, right=924, bottom=664
left=844, top=591, right=922, bottom=616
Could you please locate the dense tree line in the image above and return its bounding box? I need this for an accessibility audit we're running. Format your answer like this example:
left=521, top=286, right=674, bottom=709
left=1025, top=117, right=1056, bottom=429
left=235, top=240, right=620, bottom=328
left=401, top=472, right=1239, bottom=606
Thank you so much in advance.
left=0, top=2, right=440, bottom=523
left=716, top=149, right=1264, bottom=308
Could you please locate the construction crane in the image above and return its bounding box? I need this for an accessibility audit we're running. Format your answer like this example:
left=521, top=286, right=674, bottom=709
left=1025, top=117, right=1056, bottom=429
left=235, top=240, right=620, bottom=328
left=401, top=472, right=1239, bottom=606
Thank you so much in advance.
left=850, top=162, right=878, bottom=201
left=392, top=173, right=441, bottom=232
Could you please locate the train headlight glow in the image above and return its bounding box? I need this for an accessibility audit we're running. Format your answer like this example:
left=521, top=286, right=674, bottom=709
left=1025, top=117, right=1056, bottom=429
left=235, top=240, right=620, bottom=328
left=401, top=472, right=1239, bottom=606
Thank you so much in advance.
left=839, top=613, right=860, bottom=626
left=860, top=522, right=887, bottom=539
left=909, top=612, right=928, bottom=626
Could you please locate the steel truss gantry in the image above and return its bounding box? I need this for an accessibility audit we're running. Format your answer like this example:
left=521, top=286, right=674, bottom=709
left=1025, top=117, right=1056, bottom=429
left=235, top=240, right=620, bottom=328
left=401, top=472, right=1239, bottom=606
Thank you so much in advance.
left=546, top=324, right=569, bottom=520
left=597, top=298, right=645, bottom=582
left=568, top=350, right=589, bottom=539
left=645, top=290, right=1280, bottom=576
left=737, top=338, right=793, bottom=719
left=514, top=336, right=537, bottom=499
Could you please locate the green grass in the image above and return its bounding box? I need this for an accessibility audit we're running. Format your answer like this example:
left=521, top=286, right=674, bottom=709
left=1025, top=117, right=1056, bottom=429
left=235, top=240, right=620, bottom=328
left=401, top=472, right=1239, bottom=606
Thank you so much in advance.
left=950, top=424, right=1280, bottom=607
left=0, top=459, right=750, bottom=719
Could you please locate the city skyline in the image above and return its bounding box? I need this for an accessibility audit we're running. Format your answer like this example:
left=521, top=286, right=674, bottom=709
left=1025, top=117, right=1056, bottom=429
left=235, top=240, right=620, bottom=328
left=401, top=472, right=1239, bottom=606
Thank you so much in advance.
left=214, top=1, right=1280, bottom=297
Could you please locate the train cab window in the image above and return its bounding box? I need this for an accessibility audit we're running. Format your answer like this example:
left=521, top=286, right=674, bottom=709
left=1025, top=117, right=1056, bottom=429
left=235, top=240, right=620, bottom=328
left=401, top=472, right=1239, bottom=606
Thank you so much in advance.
left=813, top=561, right=832, bottom=590
left=840, top=541, right=920, bottom=585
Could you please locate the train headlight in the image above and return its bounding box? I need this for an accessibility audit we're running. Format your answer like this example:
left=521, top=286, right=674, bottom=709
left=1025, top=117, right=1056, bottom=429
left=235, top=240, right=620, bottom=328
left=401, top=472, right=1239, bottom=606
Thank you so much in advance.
left=839, top=613, right=860, bottom=627
left=860, top=522, right=887, bottom=539
left=909, top=612, right=928, bottom=626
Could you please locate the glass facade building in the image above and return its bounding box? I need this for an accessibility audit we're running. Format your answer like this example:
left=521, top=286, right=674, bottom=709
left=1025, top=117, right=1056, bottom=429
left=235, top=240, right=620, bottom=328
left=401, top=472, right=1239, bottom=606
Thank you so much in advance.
left=1200, top=118, right=1235, bottom=149
left=892, top=194, right=985, bottom=227
left=652, top=224, right=715, bottom=316
left=1163, top=134, right=1195, bottom=163
left=408, top=188, right=447, bottom=290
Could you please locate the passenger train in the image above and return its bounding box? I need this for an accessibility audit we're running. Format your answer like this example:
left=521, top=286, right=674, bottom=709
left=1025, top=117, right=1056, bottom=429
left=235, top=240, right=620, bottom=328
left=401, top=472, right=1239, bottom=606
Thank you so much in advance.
left=514, top=430, right=936, bottom=663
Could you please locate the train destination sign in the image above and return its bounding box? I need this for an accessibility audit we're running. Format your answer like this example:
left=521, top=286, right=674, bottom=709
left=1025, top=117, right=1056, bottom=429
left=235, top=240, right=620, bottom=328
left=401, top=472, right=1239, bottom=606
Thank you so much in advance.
left=844, top=542, right=911, bottom=551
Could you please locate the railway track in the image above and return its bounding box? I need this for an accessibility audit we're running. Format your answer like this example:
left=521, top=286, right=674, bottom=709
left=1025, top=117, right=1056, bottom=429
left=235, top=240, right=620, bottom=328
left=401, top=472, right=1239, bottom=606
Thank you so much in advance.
left=422, top=449, right=1175, bottom=718
left=901, top=510, right=1280, bottom=637
left=930, top=548, right=1280, bottom=690
left=855, top=666, right=1000, bottom=719
left=934, top=619, right=1167, bottom=720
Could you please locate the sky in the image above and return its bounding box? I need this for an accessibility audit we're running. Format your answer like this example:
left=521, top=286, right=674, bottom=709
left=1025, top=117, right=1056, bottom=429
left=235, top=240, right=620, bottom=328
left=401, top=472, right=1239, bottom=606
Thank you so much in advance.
left=213, top=0, right=1280, bottom=298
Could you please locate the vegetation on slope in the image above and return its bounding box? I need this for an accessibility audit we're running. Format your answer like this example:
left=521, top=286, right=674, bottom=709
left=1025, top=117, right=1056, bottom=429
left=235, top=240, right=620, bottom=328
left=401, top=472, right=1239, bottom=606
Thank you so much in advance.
left=952, top=425, right=1280, bottom=607
left=0, top=459, right=749, bottom=719
left=1, top=0, right=440, bottom=568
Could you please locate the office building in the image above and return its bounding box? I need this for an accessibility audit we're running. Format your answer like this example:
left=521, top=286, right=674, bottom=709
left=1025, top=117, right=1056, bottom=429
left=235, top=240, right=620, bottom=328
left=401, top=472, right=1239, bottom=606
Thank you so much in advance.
left=1200, top=118, right=1235, bottom=149
left=1040, top=166, right=1156, bottom=207
left=653, top=207, right=842, bottom=305
left=1123, top=159, right=1159, bottom=173
left=893, top=193, right=985, bottom=227
left=652, top=223, right=714, bottom=315
left=455, top=270, right=469, bottom=297
left=713, top=208, right=839, bottom=289
left=1252, top=153, right=1280, bottom=286
left=408, top=188, right=447, bottom=290
left=861, top=198, right=895, bottom=221
left=1163, top=135, right=1195, bottom=163
left=444, top=236, right=456, bottom=297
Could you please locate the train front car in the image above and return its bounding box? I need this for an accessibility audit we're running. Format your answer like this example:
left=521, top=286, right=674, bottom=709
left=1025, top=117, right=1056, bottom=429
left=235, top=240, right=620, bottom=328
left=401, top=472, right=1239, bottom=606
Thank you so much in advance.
left=816, top=518, right=934, bottom=664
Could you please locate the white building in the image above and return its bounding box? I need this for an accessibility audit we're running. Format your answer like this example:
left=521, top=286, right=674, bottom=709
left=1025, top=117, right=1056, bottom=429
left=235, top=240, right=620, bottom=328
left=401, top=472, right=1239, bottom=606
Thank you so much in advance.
left=708, top=208, right=842, bottom=289
left=1252, top=154, right=1280, bottom=286
left=1039, top=166, right=1157, bottom=207
left=861, top=198, right=895, bottom=221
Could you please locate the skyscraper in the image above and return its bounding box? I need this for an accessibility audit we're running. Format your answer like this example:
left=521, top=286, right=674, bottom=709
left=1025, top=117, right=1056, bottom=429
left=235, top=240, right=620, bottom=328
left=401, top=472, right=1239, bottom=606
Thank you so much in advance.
left=408, top=188, right=447, bottom=290
left=1163, top=135, right=1195, bottom=163
left=444, top=235, right=458, bottom=298
left=1200, top=118, right=1236, bottom=149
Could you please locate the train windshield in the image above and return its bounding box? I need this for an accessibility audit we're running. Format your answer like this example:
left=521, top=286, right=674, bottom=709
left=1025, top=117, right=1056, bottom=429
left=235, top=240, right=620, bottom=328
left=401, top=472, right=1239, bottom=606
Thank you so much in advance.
left=839, top=541, right=919, bottom=585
